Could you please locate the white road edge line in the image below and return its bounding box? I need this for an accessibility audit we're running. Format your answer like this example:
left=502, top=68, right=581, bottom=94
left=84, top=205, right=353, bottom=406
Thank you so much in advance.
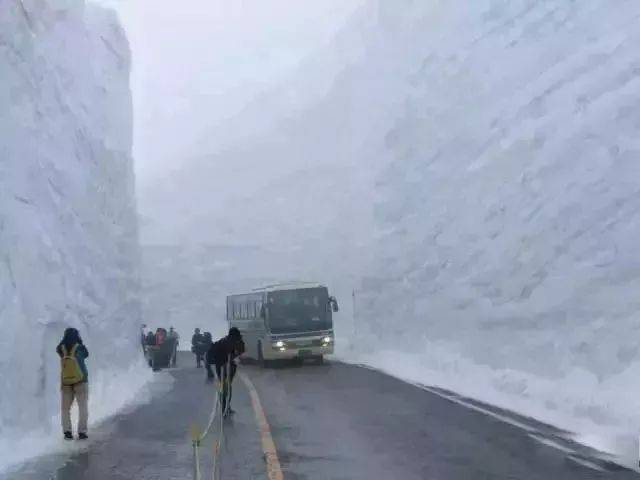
left=566, top=455, right=606, bottom=472
left=527, top=433, right=575, bottom=454
left=350, top=362, right=609, bottom=472
left=419, top=383, right=539, bottom=433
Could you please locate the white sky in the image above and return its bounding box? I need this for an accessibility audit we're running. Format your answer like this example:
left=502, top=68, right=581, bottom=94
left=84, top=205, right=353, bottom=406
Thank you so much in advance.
left=106, top=0, right=362, bottom=178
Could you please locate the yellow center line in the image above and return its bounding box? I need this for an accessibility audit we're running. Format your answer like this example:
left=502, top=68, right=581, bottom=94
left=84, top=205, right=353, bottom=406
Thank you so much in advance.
left=240, top=372, right=284, bottom=480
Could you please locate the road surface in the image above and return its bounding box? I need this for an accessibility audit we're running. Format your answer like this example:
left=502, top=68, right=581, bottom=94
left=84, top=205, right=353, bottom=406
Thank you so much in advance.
left=6, top=353, right=640, bottom=479
left=7, top=353, right=265, bottom=480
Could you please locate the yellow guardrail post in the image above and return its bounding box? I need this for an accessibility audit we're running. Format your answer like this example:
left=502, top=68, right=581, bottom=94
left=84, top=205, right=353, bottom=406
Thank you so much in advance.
left=191, top=424, right=202, bottom=480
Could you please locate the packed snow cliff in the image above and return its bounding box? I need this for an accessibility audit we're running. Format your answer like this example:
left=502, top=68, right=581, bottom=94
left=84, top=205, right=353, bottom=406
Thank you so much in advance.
left=0, top=0, right=148, bottom=471
left=348, top=0, right=640, bottom=464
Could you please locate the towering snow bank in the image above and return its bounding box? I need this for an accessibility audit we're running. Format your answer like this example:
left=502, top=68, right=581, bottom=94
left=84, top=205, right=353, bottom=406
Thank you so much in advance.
left=0, top=0, right=146, bottom=470
left=346, top=0, right=640, bottom=461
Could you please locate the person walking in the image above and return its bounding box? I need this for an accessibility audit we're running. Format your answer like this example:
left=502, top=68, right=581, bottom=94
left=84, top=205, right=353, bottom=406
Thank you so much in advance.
left=168, top=327, right=179, bottom=367
left=56, top=328, right=89, bottom=440
left=201, top=332, right=214, bottom=379
left=191, top=328, right=204, bottom=368
left=206, top=327, right=245, bottom=415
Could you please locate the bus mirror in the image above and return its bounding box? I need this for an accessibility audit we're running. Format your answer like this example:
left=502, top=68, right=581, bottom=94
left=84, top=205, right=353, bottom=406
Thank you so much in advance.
left=329, top=296, right=339, bottom=313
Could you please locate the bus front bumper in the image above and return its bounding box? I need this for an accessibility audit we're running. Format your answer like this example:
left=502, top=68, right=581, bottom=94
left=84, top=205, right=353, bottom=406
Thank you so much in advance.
left=263, top=343, right=334, bottom=360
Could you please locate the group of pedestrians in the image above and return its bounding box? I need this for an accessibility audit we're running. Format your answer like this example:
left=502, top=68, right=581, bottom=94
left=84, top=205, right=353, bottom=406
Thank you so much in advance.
left=142, top=325, right=180, bottom=367
left=55, top=323, right=244, bottom=441
left=142, top=326, right=179, bottom=348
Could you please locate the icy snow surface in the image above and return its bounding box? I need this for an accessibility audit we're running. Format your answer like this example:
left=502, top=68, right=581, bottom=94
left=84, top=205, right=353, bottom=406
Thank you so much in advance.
left=0, top=0, right=151, bottom=472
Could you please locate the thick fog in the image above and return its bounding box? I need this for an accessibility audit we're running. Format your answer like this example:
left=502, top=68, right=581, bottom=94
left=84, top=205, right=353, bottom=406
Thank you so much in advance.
left=113, top=0, right=367, bottom=338
left=113, top=0, right=363, bottom=179
left=124, top=0, right=640, bottom=460
left=5, top=0, right=639, bottom=471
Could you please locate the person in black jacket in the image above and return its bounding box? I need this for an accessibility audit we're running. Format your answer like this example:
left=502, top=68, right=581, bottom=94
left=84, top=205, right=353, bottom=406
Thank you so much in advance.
left=191, top=328, right=204, bottom=367
left=200, top=332, right=214, bottom=379
left=206, top=327, right=245, bottom=415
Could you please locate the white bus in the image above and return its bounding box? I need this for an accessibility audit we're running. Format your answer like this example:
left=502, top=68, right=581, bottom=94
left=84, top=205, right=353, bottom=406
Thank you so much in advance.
left=227, top=283, right=339, bottom=365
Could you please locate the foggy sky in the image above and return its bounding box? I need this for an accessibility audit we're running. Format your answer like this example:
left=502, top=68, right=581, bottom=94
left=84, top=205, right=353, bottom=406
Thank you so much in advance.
left=107, top=0, right=363, bottom=180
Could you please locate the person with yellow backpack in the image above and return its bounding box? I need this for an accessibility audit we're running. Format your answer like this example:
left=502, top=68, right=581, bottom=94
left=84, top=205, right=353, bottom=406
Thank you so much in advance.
left=56, top=328, right=90, bottom=440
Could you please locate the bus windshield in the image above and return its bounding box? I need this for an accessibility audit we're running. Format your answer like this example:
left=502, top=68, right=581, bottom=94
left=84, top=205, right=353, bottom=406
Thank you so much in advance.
left=267, top=288, right=331, bottom=334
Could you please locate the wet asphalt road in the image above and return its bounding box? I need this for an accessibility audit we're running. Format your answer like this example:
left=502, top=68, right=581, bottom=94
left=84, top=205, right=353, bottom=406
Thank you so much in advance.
left=6, top=353, right=640, bottom=479
left=244, top=360, right=640, bottom=480
left=6, top=353, right=265, bottom=480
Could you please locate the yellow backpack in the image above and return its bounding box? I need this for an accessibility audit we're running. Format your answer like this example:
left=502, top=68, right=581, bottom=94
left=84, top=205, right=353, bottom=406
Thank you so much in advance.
left=61, top=344, right=84, bottom=386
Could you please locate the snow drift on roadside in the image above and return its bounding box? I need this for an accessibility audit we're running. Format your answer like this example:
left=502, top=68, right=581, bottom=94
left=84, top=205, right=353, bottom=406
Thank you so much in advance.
left=0, top=0, right=149, bottom=472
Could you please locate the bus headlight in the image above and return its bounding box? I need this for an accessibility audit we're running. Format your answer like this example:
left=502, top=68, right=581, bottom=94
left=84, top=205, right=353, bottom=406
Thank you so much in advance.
left=322, top=336, right=332, bottom=345
left=273, top=340, right=285, bottom=349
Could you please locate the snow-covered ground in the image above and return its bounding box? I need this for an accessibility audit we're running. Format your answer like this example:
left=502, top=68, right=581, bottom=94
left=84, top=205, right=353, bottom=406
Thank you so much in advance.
left=0, top=1, right=150, bottom=472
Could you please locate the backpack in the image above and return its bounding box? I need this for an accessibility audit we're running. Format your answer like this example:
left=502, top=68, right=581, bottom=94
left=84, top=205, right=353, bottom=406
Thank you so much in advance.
left=61, top=344, right=84, bottom=386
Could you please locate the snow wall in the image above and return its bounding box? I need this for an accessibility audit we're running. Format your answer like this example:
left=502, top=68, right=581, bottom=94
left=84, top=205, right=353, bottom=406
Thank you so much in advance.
left=344, top=0, right=640, bottom=460
left=135, top=0, right=640, bottom=461
left=0, top=0, right=148, bottom=470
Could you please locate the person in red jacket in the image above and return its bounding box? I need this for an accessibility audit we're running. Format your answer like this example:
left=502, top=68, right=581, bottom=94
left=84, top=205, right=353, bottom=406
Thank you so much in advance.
left=155, top=327, right=167, bottom=345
